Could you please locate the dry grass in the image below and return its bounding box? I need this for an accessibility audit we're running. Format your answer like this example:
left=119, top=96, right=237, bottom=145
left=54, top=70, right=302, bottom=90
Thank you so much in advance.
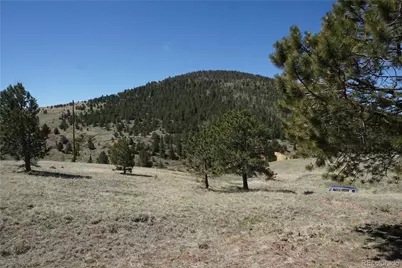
left=1, top=159, right=401, bottom=268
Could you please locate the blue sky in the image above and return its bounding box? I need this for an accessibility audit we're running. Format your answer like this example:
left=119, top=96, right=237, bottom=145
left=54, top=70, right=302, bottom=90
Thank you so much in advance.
left=1, top=1, right=334, bottom=106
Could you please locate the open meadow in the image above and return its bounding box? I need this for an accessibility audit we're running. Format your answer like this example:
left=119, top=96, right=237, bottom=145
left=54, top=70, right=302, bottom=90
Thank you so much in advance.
left=1, top=159, right=401, bottom=268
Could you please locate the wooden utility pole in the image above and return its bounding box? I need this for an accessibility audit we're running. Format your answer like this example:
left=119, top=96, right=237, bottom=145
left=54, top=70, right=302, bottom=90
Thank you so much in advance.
left=72, top=100, right=76, bottom=162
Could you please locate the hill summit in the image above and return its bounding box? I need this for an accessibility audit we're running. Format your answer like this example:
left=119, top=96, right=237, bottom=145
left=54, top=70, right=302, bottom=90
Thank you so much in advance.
left=78, top=70, right=282, bottom=137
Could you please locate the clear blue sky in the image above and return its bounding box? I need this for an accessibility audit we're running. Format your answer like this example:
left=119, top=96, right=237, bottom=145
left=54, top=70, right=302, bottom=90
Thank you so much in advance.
left=1, top=1, right=334, bottom=106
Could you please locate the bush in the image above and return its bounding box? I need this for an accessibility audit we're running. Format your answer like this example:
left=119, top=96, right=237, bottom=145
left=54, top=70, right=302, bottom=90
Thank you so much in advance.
left=53, top=127, right=60, bottom=135
left=139, top=149, right=153, bottom=167
left=56, top=142, right=63, bottom=151
left=97, top=151, right=109, bottom=164
left=58, top=135, right=69, bottom=145
left=65, top=142, right=72, bottom=154
left=87, top=137, right=96, bottom=150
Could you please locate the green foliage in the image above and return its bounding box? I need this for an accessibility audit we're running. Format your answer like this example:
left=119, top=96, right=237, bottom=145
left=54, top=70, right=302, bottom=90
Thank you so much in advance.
left=157, top=160, right=165, bottom=169
left=215, top=110, right=274, bottom=189
left=109, top=137, right=135, bottom=173
left=151, top=132, right=160, bottom=155
left=65, top=142, right=72, bottom=154
left=270, top=0, right=402, bottom=183
left=87, top=136, right=96, bottom=150
left=41, top=124, right=51, bottom=138
left=56, top=142, right=63, bottom=151
left=79, top=71, right=282, bottom=138
left=59, top=119, right=69, bottom=131
left=187, top=122, right=225, bottom=189
left=53, top=127, right=60, bottom=135
left=159, top=136, right=165, bottom=158
left=97, top=151, right=109, bottom=164
left=138, top=149, right=153, bottom=167
left=0, top=83, right=46, bottom=171
left=128, top=137, right=134, bottom=146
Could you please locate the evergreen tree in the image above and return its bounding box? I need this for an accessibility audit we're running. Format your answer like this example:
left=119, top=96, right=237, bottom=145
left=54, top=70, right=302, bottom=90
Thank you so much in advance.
left=168, top=144, right=177, bottom=160
left=97, top=151, right=109, bottom=164
left=87, top=136, right=96, bottom=150
left=0, top=83, right=47, bottom=171
left=151, top=132, right=160, bottom=155
left=41, top=123, right=51, bottom=138
left=216, top=110, right=274, bottom=190
left=53, top=127, right=60, bottom=135
left=175, top=135, right=183, bottom=159
left=139, top=148, right=153, bottom=167
left=129, top=137, right=134, bottom=146
left=59, top=118, right=69, bottom=131
left=88, top=155, right=93, bottom=163
left=56, top=142, right=63, bottom=151
left=187, top=122, right=224, bottom=189
left=159, top=136, right=166, bottom=158
left=109, top=137, right=135, bottom=174
left=65, top=142, right=72, bottom=154
left=270, top=0, right=402, bottom=183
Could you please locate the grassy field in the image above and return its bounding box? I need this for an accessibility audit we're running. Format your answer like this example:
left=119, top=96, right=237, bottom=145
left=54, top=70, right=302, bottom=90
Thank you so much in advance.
left=1, top=159, right=401, bottom=268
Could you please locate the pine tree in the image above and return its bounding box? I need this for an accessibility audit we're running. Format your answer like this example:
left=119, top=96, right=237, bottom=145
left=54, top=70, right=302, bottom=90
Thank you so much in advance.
left=139, top=148, right=153, bottom=167
left=65, top=142, right=72, bottom=154
left=59, top=119, right=69, bottom=131
left=56, top=142, right=63, bottom=151
left=151, top=132, right=160, bottom=155
left=87, top=136, right=96, bottom=150
left=97, top=151, right=109, bottom=164
left=270, top=0, right=402, bottom=183
left=0, top=83, right=47, bottom=171
left=187, top=122, right=224, bottom=189
left=41, top=124, right=51, bottom=138
left=109, top=137, right=135, bottom=174
left=216, top=110, right=273, bottom=190
left=159, top=136, right=165, bottom=158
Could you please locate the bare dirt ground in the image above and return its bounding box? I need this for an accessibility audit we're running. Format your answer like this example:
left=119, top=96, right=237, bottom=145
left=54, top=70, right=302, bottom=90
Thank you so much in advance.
left=1, top=159, right=401, bottom=268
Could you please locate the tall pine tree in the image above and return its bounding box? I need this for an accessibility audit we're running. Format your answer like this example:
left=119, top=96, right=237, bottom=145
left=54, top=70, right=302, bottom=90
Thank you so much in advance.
left=270, top=0, right=402, bottom=183
left=0, top=83, right=47, bottom=171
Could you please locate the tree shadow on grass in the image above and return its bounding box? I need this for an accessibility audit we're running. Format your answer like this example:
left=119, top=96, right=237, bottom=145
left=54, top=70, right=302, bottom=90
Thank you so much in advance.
left=27, top=170, right=92, bottom=179
left=355, top=223, right=402, bottom=261
left=119, top=173, right=153, bottom=178
left=209, top=186, right=296, bottom=194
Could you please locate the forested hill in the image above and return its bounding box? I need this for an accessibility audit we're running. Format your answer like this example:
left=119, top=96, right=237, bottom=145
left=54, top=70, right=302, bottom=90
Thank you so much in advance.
left=79, top=70, right=282, bottom=137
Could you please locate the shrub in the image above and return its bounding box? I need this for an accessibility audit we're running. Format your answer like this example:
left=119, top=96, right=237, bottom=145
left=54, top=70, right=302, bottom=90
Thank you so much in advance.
left=97, top=151, right=109, bottom=164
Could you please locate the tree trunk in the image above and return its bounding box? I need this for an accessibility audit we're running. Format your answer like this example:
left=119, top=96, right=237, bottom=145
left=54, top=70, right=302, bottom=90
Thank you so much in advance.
left=204, top=173, right=209, bottom=189
left=24, top=154, right=31, bottom=172
left=123, top=166, right=126, bottom=174
left=242, top=173, right=249, bottom=190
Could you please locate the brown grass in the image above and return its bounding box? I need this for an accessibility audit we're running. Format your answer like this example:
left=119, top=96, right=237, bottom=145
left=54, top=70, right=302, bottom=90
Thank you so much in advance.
left=1, top=159, right=401, bottom=267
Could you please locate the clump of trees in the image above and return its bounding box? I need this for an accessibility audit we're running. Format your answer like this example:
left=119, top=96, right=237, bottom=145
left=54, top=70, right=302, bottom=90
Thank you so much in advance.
left=270, top=0, right=402, bottom=183
left=188, top=110, right=276, bottom=190
left=109, top=137, right=135, bottom=174
left=0, top=83, right=47, bottom=171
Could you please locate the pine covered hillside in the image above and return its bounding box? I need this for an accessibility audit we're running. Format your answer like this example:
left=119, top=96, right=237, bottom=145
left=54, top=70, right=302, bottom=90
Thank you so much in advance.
left=79, top=70, right=282, bottom=137
left=37, top=70, right=285, bottom=165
